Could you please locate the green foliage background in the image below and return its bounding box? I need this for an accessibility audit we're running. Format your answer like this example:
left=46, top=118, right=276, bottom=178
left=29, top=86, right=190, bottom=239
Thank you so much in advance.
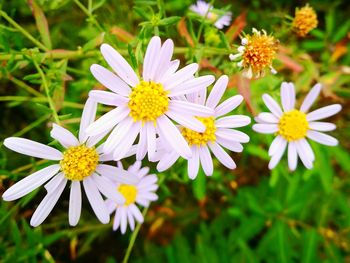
left=0, top=0, right=349, bottom=262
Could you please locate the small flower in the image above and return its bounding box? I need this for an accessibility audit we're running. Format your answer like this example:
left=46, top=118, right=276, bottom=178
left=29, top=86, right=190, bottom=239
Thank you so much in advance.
left=2, top=99, right=138, bottom=227
left=190, top=0, right=232, bottom=29
left=229, top=28, right=279, bottom=79
left=292, top=4, right=318, bottom=37
left=87, top=36, right=215, bottom=162
left=253, top=82, right=342, bottom=171
left=156, top=75, right=251, bottom=179
left=105, top=161, right=158, bottom=234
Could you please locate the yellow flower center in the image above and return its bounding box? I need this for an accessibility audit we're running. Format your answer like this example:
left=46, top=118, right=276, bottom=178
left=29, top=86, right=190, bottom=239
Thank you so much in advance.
left=181, top=117, right=216, bottom=146
left=60, top=145, right=99, bottom=181
left=208, top=12, right=218, bottom=22
left=278, top=110, right=309, bottom=141
left=292, top=5, right=318, bottom=37
left=118, top=184, right=137, bottom=206
left=128, top=81, right=169, bottom=122
left=242, top=31, right=278, bottom=74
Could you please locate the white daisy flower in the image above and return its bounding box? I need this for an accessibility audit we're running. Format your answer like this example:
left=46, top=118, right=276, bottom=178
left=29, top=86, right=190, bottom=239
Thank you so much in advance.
left=253, top=82, right=342, bottom=171
left=87, top=36, right=215, bottom=162
left=156, top=75, right=251, bottom=179
left=105, top=161, right=158, bottom=234
left=190, top=0, right=232, bottom=29
left=2, top=99, right=138, bottom=227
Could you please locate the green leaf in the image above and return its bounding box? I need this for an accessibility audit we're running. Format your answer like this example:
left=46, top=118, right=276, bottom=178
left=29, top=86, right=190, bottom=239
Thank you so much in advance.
left=302, top=229, right=319, bottom=263
left=192, top=170, right=206, bottom=200
left=158, top=16, right=181, bottom=26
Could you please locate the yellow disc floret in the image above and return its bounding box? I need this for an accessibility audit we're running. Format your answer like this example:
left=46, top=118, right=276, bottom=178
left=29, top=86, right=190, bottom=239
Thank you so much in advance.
left=60, top=145, right=99, bottom=181
left=292, top=4, right=318, bottom=37
left=128, top=81, right=169, bottom=122
left=278, top=110, right=309, bottom=141
left=182, top=117, right=216, bottom=146
left=118, top=184, right=137, bottom=206
left=242, top=29, right=279, bottom=76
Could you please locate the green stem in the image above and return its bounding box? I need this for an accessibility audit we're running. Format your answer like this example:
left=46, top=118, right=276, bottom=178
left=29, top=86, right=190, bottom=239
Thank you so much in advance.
left=0, top=96, right=84, bottom=109
left=0, top=10, right=48, bottom=51
left=122, top=207, right=149, bottom=263
left=8, top=74, right=44, bottom=97
left=32, top=60, right=61, bottom=124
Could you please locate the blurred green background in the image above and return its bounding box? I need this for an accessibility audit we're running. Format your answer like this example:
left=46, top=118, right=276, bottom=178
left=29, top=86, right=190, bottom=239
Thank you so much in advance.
left=0, top=0, right=349, bottom=262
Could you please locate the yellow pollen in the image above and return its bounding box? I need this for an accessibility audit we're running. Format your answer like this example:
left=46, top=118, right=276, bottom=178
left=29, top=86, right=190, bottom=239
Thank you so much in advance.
left=60, top=145, right=99, bottom=181
left=242, top=30, right=278, bottom=75
left=292, top=5, right=318, bottom=37
left=118, top=184, right=137, bottom=206
left=128, top=81, right=169, bottom=122
left=278, top=110, right=309, bottom=141
left=207, top=12, right=219, bottom=22
left=181, top=117, right=216, bottom=146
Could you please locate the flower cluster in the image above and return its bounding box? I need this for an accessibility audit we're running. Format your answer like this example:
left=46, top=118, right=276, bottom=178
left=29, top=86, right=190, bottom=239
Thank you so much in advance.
left=2, top=3, right=342, bottom=234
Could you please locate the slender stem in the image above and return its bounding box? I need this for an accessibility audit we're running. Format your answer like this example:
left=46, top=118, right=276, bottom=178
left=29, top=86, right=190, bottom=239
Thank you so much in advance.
left=8, top=74, right=44, bottom=97
left=32, top=60, right=61, bottom=124
left=122, top=207, right=149, bottom=263
left=0, top=96, right=84, bottom=109
left=74, top=0, right=105, bottom=34
left=0, top=10, right=48, bottom=51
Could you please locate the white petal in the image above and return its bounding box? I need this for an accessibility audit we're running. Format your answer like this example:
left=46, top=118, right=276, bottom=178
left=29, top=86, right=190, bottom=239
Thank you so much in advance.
left=69, top=181, right=82, bottom=226
left=79, top=98, right=98, bottom=142
left=297, top=138, right=315, bottom=161
left=154, top=39, right=174, bottom=82
left=281, top=82, right=296, bottom=112
left=169, top=75, right=215, bottom=96
left=103, top=117, right=134, bottom=154
left=2, top=164, right=60, bottom=201
left=92, top=174, right=125, bottom=204
left=295, top=140, right=313, bottom=169
left=306, top=130, right=338, bottom=146
left=30, top=178, right=67, bottom=227
left=127, top=209, right=136, bottom=231
left=50, top=124, right=79, bottom=148
left=206, top=75, right=228, bottom=108
left=288, top=142, right=298, bottom=171
left=309, top=122, right=336, bottom=132
left=188, top=147, right=199, bottom=179
left=86, top=106, right=130, bottom=136
left=120, top=207, right=128, bottom=234
left=252, top=124, right=279, bottom=134
left=199, top=146, right=213, bottom=176
left=216, top=136, right=243, bottom=152
left=157, top=115, right=192, bottom=159
left=4, top=137, right=62, bottom=160
left=88, top=90, right=129, bottom=106
left=136, top=125, right=147, bottom=161
left=113, top=208, right=122, bottom=231
left=90, top=64, right=131, bottom=96
left=158, top=59, right=180, bottom=83
left=169, top=100, right=214, bottom=117
left=96, top=164, right=139, bottom=185
left=214, top=95, right=243, bottom=117
left=255, top=112, right=279, bottom=123
left=44, top=172, right=65, bottom=193
left=100, top=43, right=139, bottom=87
left=163, top=63, right=198, bottom=90
left=113, top=122, right=141, bottom=160
left=215, top=115, right=251, bottom=128
left=300, top=83, right=322, bottom=113
left=215, top=129, right=250, bottom=143
left=83, top=176, right=110, bottom=224
left=157, top=151, right=180, bottom=172
left=268, top=141, right=287, bottom=169
left=306, top=104, right=342, bottom=122
left=268, top=135, right=286, bottom=156
left=143, top=36, right=161, bottom=81
left=166, top=110, right=205, bottom=132
left=146, top=122, right=156, bottom=160
left=130, top=204, right=144, bottom=222
left=262, top=94, right=283, bottom=117
left=208, top=142, right=236, bottom=169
